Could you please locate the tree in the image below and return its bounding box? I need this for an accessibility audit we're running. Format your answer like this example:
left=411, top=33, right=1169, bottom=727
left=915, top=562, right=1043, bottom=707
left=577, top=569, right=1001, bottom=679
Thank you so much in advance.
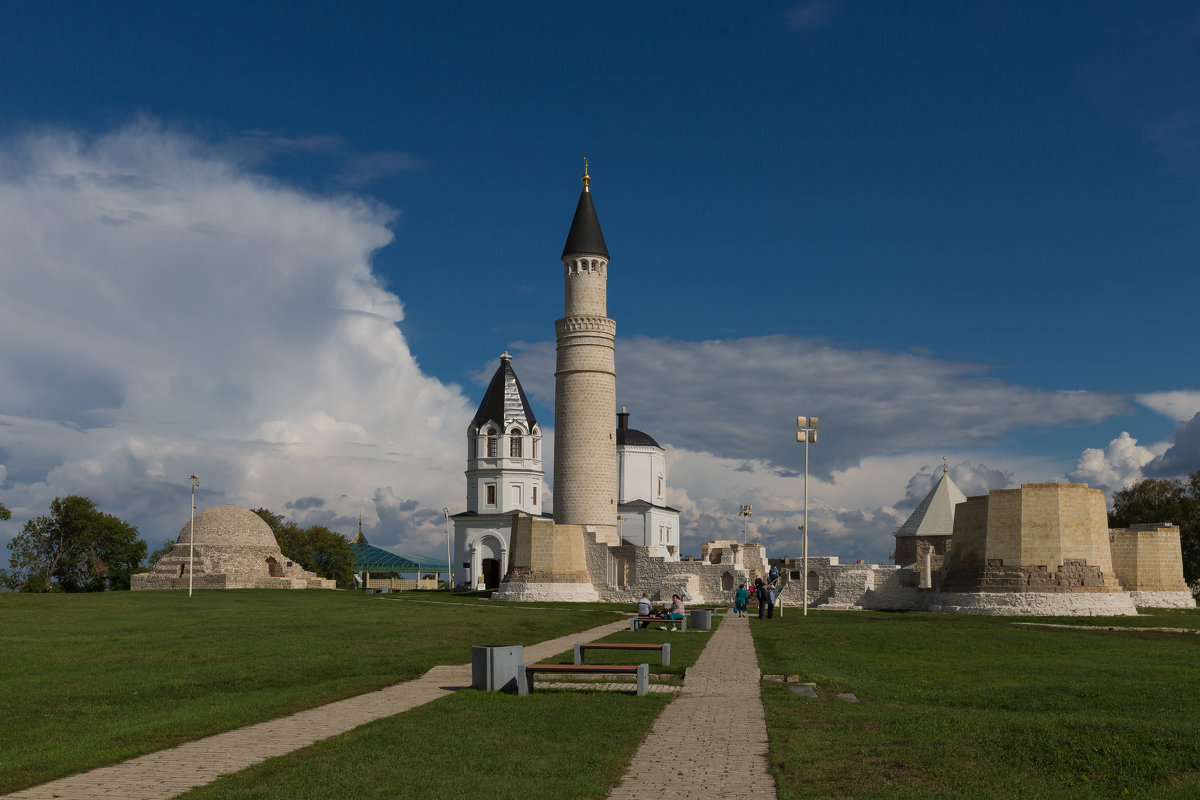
left=1109, top=471, right=1200, bottom=585
left=0, top=501, right=10, bottom=522
left=0, top=496, right=147, bottom=592
left=252, top=508, right=354, bottom=587
left=147, top=538, right=176, bottom=566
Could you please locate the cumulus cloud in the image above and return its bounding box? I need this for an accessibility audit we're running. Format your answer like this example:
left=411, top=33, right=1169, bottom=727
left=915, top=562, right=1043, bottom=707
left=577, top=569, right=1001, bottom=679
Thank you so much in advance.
left=1068, top=432, right=1159, bottom=495
left=0, top=121, right=469, bottom=551
left=1145, top=413, right=1200, bottom=478
left=899, top=460, right=1013, bottom=511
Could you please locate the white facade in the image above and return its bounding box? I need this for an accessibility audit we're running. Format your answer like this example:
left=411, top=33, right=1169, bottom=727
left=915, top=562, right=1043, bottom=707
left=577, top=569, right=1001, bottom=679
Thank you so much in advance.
left=453, top=353, right=546, bottom=590
left=616, top=408, right=680, bottom=559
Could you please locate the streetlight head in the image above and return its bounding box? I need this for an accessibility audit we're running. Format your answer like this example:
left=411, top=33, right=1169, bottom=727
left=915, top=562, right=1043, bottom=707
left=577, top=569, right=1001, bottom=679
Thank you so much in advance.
left=796, top=416, right=807, bottom=429
left=809, top=431, right=818, bottom=443
left=809, top=417, right=818, bottom=428
left=796, top=431, right=805, bottom=442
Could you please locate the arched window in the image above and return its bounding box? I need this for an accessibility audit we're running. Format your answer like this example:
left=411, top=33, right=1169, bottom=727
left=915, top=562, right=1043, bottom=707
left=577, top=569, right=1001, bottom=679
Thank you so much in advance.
left=486, top=428, right=497, bottom=458
left=509, top=428, right=522, bottom=457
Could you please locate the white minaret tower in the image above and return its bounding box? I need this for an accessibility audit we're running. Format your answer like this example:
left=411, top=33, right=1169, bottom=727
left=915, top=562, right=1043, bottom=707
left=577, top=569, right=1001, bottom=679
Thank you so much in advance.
left=553, top=161, right=618, bottom=543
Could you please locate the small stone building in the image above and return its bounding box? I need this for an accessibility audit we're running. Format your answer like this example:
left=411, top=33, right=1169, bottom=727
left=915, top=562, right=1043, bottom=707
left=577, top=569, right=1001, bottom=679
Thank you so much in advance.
left=1109, top=523, right=1194, bottom=608
left=132, top=505, right=335, bottom=590
left=892, top=468, right=966, bottom=583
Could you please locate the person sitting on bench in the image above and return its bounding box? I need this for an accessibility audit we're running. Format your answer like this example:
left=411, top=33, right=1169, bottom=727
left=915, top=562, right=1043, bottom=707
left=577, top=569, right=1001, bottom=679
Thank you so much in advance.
left=664, top=594, right=685, bottom=631
left=636, top=591, right=653, bottom=628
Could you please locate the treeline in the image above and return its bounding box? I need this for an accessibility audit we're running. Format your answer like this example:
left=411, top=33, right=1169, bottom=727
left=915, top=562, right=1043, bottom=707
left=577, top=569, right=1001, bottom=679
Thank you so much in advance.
left=0, top=497, right=354, bottom=592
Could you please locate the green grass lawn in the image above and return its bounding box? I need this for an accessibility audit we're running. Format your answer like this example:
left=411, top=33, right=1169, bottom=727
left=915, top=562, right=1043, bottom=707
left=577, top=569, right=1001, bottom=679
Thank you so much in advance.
left=751, top=609, right=1200, bottom=799
left=0, top=589, right=623, bottom=793
left=178, top=688, right=671, bottom=800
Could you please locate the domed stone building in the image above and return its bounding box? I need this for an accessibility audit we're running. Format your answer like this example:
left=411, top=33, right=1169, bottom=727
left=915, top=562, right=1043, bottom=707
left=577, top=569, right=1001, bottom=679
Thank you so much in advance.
left=132, top=505, right=335, bottom=590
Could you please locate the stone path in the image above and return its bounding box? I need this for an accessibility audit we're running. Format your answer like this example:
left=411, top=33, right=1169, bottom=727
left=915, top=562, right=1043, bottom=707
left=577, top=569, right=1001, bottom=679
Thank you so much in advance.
left=607, top=613, right=776, bottom=799
left=2, top=617, right=631, bottom=800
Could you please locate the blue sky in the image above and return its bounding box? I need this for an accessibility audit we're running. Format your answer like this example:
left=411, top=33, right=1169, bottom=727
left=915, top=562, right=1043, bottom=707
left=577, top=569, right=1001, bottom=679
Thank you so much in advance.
left=0, top=2, right=1197, bottom=564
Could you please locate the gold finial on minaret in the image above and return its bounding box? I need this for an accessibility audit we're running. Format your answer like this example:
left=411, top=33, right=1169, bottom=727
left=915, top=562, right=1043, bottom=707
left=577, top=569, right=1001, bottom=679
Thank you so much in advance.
left=352, top=513, right=367, bottom=544
left=942, top=456, right=948, bottom=475
left=581, top=157, right=590, bottom=192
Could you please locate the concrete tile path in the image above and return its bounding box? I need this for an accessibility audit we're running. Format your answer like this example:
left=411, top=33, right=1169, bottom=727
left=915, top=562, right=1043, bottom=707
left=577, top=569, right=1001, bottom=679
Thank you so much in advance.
left=607, top=613, right=776, bottom=799
left=2, top=617, right=631, bottom=800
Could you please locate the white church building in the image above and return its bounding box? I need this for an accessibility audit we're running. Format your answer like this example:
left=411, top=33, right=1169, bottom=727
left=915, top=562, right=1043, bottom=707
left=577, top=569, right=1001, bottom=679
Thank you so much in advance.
left=451, top=362, right=681, bottom=590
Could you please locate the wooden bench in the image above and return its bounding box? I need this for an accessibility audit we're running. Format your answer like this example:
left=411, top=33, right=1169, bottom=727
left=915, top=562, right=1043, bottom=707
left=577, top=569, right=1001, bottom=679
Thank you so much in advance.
left=574, top=641, right=670, bottom=667
left=630, top=615, right=687, bottom=632
left=517, top=663, right=649, bottom=696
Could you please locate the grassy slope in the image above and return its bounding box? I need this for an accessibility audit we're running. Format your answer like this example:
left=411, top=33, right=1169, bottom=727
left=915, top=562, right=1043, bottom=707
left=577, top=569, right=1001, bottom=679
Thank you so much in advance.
left=751, top=609, right=1200, bottom=800
left=0, top=590, right=620, bottom=793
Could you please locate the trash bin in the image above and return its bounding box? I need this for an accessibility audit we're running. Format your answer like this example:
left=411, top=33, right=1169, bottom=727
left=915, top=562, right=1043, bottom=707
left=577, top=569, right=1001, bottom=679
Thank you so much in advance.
left=689, top=609, right=712, bottom=630
left=471, top=645, right=523, bottom=692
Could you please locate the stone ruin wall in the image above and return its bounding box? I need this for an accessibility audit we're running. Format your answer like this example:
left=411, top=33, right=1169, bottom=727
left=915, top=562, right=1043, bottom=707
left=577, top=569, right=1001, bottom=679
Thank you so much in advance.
left=583, top=533, right=750, bottom=605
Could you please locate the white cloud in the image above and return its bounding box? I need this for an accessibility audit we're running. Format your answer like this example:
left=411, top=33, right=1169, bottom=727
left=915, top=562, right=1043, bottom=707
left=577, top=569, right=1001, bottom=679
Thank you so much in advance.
left=0, top=121, right=469, bottom=551
left=1068, top=432, right=1160, bottom=496
left=512, top=335, right=1129, bottom=480
left=1137, top=391, right=1200, bottom=422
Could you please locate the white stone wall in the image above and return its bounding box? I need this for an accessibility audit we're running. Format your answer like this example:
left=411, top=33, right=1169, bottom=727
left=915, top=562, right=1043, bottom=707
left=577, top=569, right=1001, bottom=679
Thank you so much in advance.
left=618, top=444, right=666, bottom=507
left=465, top=422, right=543, bottom=516
left=453, top=515, right=520, bottom=588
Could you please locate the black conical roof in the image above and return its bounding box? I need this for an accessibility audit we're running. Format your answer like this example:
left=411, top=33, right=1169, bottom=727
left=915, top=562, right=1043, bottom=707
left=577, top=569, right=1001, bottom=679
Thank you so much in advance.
left=472, top=354, right=537, bottom=430
left=561, top=187, right=609, bottom=259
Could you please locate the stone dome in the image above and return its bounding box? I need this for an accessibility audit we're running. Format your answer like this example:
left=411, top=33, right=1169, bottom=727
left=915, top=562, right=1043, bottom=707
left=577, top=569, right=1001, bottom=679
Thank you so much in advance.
left=176, top=505, right=279, bottom=549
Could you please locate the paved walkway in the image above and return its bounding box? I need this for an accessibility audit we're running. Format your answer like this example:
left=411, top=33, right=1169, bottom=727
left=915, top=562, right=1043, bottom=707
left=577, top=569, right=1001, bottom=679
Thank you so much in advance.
left=2, top=617, right=632, bottom=800
left=607, top=613, right=776, bottom=799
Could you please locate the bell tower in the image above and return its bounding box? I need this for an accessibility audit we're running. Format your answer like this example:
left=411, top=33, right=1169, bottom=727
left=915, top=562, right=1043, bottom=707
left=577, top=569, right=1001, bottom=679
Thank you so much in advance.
left=553, top=161, right=618, bottom=543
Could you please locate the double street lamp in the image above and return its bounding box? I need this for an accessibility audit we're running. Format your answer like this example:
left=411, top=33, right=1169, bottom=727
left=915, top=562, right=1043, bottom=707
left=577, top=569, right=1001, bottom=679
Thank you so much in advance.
left=738, top=504, right=753, bottom=544
left=796, top=416, right=818, bottom=616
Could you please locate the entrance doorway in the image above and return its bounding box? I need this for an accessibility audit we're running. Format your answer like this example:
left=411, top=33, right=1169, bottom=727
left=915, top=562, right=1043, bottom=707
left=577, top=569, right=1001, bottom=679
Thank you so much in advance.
left=482, top=558, right=501, bottom=590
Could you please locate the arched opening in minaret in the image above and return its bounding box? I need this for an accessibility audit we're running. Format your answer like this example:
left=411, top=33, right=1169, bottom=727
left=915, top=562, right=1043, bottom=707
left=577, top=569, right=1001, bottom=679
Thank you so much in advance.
left=509, top=428, right=522, bottom=457
left=486, top=428, right=498, bottom=458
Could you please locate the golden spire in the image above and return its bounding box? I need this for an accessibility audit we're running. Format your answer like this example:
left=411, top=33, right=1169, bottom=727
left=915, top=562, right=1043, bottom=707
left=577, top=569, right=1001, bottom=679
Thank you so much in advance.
left=581, top=157, right=590, bottom=192
left=942, top=456, right=948, bottom=475
left=352, top=513, right=367, bottom=545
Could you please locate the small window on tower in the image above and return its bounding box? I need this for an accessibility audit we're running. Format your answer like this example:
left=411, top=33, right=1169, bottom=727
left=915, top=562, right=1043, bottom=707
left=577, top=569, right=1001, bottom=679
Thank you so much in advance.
left=487, top=428, right=497, bottom=458
left=658, top=477, right=663, bottom=497
left=486, top=484, right=496, bottom=506
left=533, top=486, right=538, bottom=505
left=510, top=429, right=522, bottom=457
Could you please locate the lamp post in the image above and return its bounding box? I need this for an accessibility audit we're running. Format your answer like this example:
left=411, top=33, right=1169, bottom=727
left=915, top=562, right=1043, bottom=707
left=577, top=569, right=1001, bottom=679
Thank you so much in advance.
left=738, top=504, right=753, bottom=544
left=442, top=508, right=451, bottom=592
left=188, top=474, right=199, bottom=598
left=796, top=416, right=818, bottom=616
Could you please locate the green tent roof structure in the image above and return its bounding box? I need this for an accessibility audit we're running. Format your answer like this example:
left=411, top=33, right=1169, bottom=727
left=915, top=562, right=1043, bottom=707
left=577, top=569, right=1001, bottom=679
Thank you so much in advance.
left=350, top=541, right=448, bottom=574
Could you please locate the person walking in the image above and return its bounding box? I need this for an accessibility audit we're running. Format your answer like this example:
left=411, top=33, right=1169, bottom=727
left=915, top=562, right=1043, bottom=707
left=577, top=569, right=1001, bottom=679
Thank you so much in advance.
left=734, top=583, right=749, bottom=617
left=766, top=584, right=777, bottom=619
left=755, top=578, right=767, bottom=620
